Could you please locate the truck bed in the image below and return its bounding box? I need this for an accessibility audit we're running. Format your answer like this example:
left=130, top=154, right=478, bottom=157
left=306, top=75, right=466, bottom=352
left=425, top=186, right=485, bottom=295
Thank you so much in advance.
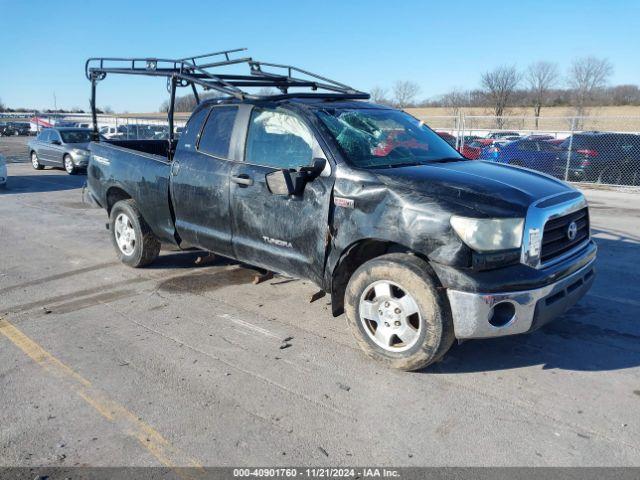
left=105, top=139, right=175, bottom=159
left=87, top=140, right=177, bottom=244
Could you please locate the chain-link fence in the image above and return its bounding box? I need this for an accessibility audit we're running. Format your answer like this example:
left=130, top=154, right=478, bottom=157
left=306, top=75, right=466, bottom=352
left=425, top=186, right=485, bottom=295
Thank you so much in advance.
left=416, top=113, right=640, bottom=187
left=3, top=111, right=640, bottom=187
left=0, top=112, right=188, bottom=140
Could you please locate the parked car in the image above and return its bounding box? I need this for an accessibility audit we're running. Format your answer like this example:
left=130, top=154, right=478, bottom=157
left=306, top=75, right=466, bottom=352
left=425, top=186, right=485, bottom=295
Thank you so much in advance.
left=480, top=138, right=564, bottom=174
left=0, top=154, right=6, bottom=188
left=436, top=131, right=482, bottom=159
left=85, top=51, right=596, bottom=371
left=99, top=125, right=120, bottom=138
left=526, top=134, right=555, bottom=141
left=487, top=131, right=521, bottom=139
left=554, top=132, right=640, bottom=185
left=0, top=122, right=30, bottom=136
left=9, top=122, right=31, bottom=135
left=472, top=137, right=508, bottom=147
left=27, top=128, right=92, bottom=174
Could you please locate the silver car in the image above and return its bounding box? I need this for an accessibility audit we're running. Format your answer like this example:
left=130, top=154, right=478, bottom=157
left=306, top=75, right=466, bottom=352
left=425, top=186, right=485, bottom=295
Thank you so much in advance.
left=27, top=128, right=92, bottom=174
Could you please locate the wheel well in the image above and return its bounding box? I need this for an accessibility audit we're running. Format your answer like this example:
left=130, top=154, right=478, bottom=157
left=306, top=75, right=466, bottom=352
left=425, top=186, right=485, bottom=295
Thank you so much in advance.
left=330, top=239, right=428, bottom=317
left=106, top=187, right=132, bottom=214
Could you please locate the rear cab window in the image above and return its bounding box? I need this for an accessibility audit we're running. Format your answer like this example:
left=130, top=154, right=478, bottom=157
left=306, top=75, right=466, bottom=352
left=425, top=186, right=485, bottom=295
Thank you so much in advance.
left=176, top=107, right=209, bottom=152
left=197, top=106, right=238, bottom=158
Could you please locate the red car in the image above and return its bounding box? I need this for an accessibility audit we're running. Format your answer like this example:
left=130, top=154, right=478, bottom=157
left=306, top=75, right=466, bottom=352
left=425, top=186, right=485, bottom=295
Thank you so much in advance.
left=372, top=130, right=429, bottom=156
left=436, top=132, right=481, bottom=159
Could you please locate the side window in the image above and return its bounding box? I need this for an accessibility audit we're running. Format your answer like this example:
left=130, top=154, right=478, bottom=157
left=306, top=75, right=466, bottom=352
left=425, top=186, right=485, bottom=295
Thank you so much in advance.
left=198, top=106, right=238, bottom=158
left=245, top=108, right=313, bottom=168
left=38, top=130, right=50, bottom=142
left=50, top=130, right=60, bottom=142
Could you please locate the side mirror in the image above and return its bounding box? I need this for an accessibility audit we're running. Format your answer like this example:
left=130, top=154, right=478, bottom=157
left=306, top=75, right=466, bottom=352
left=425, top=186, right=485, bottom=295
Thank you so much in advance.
left=51, top=139, right=61, bottom=145
left=265, top=169, right=295, bottom=196
left=265, top=158, right=328, bottom=197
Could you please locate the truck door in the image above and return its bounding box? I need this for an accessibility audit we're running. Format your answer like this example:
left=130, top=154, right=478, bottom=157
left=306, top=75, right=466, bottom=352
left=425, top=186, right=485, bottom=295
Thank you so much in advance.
left=169, top=105, right=240, bottom=258
left=229, top=106, right=333, bottom=284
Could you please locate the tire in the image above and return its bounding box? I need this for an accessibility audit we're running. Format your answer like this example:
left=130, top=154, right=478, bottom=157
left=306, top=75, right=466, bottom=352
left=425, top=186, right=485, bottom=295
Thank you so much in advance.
left=109, top=199, right=160, bottom=267
left=344, top=253, right=455, bottom=371
left=31, top=151, right=44, bottom=170
left=63, top=154, right=77, bottom=175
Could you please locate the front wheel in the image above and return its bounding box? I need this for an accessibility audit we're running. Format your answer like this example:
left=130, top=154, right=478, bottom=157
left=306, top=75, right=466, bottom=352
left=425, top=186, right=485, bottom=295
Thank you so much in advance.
left=344, top=253, right=454, bottom=371
left=109, top=200, right=160, bottom=267
left=31, top=152, right=44, bottom=170
left=63, top=154, right=77, bottom=175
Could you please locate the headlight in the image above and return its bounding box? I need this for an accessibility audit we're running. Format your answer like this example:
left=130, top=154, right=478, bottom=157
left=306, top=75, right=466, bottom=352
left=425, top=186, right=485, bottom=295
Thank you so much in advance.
left=72, top=148, right=88, bottom=155
left=450, top=216, right=524, bottom=252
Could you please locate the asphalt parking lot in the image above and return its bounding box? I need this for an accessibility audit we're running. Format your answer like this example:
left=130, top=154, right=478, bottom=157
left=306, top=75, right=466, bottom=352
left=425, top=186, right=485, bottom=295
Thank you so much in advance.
left=1, top=147, right=640, bottom=467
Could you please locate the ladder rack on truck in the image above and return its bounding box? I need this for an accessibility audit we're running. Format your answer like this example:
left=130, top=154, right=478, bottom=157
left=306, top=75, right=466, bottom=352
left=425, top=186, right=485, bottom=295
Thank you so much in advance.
left=85, top=48, right=369, bottom=144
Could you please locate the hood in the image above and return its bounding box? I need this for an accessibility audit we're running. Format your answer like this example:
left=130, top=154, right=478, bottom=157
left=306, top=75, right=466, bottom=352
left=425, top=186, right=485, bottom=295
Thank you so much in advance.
left=370, top=160, right=573, bottom=217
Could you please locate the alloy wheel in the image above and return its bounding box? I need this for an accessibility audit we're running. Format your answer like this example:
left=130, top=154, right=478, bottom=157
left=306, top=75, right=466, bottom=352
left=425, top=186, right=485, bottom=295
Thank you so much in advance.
left=358, top=280, right=422, bottom=352
left=114, top=213, right=136, bottom=256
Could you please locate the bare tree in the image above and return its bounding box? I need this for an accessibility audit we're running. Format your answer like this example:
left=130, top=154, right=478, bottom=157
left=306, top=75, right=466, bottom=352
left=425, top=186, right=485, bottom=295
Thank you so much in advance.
left=480, top=65, right=520, bottom=128
left=608, top=84, right=640, bottom=105
left=525, top=61, right=559, bottom=128
left=0, top=97, right=5, bottom=112
left=392, top=81, right=421, bottom=109
left=257, top=87, right=279, bottom=96
left=102, top=105, right=114, bottom=114
left=159, top=91, right=220, bottom=112
left=369, top=86, right=389, bottom=105
left=568, top=56, right=613, bottom=117
left=441, top=89, right=470, bottom=116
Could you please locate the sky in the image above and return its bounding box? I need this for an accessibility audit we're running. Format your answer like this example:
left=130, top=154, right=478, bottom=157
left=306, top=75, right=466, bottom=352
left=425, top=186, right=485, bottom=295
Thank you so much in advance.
left=1, top=0, right=638, bottom=113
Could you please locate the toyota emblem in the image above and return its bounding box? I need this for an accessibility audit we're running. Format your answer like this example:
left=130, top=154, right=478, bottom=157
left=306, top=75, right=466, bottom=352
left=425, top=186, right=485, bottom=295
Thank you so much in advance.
left=567, top=221, right=578, bottom=241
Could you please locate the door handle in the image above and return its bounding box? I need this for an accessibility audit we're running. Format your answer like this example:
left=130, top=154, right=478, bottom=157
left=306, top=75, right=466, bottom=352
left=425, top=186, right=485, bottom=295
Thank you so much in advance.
left=231, top=174, right=253, bottom=187
left=171, top=160, right=180, bottom=176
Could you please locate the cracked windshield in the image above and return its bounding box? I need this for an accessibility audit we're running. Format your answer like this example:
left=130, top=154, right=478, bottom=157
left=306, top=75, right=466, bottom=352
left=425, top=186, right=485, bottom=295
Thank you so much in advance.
left=317, top=108, right=462, bottom=168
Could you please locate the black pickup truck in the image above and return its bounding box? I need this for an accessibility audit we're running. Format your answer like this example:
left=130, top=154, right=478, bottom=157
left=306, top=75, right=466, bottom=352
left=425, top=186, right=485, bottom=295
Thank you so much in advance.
left=85, top=51, right=596, bottom=370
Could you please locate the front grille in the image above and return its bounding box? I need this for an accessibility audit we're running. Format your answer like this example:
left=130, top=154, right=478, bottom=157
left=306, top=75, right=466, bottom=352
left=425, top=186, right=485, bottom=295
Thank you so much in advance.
left=541, top=207, right=589, bottom=263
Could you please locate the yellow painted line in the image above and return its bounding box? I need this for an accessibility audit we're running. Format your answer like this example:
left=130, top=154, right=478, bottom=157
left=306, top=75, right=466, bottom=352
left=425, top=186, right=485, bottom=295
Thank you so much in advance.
left=0, top=318, right=204, bottom=475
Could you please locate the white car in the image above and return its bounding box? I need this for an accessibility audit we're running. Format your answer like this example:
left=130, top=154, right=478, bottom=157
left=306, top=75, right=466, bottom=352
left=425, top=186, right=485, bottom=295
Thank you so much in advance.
left=99, top=125, right=121, bottom=138
left=0, top=154, right=7, bottom=188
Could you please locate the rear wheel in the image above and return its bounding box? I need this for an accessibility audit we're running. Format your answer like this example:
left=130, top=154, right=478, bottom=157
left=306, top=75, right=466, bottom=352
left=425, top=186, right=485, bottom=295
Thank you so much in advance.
left=63, top=154, right=76, bottom=175
left=31, top=152, right=44, bottom=170
left=109, top=200, right=160, bottom=267
left=344, top=253, right=454, bottom=371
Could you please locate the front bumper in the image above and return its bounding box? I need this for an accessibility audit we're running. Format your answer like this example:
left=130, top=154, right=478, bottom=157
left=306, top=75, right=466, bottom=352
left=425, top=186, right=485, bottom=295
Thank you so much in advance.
left=72, top=156, right=89, bottom=167
left=71, top=151, right=90, bottom=167
left=446, top=258, right=596, bottom=339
